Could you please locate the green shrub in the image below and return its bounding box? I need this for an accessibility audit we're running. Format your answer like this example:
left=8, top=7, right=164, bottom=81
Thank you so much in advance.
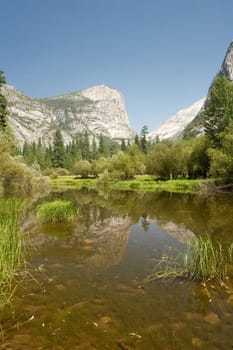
left=55, top=167, right=70, bottom=176
left=0, top=153, right=34, bottom=196
left=36, top=200, right=77, bottom=223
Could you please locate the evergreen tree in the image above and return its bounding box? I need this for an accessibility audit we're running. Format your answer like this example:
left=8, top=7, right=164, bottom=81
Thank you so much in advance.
left=134, top=134, right=140, bottom=147
left=121, top=139, right=127, bottom=152
left=92, top=136, right=97, bottom=159
left=140, top=125, right=149, bottom=153
left=22, top=141, right=35, bottom=165
left=44, top=146, right=53, bottom=168
left=208, top=123, right=233, bottom=177
left=0, top=70, right=8, bottom=131
left=98, top=133, right=108, bottom=156
left=204, top=76, right=233, bottom=147
left=81, top=131, right=90, bottom=160
left=52, top=129, right=65, bottom=168
left=36, top=138, right=45, bottom=169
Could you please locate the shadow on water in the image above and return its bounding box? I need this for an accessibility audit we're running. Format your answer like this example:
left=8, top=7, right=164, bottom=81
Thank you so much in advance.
left=1, top=188, right=233, bottom=349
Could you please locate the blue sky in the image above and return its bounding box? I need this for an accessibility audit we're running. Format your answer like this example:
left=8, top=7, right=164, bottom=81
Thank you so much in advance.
left=1, top=0, right=233, bottom=132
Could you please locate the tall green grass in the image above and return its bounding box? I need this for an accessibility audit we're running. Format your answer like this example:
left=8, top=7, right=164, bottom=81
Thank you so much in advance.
left=186, top=236, right=233, bottom=281
left=145, top=235, right=233, bottom=284
left=36, top=200, right=77, bottom=223
left=0, top=199, right=24, bottom=308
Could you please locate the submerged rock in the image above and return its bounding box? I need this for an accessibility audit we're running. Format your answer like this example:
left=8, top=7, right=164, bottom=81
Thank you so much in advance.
left=98, top=316, right=112, bottom=325
left=117, top=340, right=132, bottom=350
left=204, top=312, right=220, bottom=325
left=192, top=337, right=202, bottom=348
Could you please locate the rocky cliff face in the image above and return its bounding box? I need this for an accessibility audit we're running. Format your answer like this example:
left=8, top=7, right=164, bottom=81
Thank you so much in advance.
left=184, top=39, right=233, bottom=136
left=149, top=40, right=233, bottom=141
left=148, top=98, right=205, bottom=140
left=3, top=84, right=134, bottom=147
left=218, top=40, right=233, bottom=81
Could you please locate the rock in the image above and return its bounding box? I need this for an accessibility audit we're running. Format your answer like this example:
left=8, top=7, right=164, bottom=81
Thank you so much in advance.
left=70, top=301, right=87, bottom=311
left=83, top=239, right=95, bottom=245
left=227, top=294, right=233, bottom=306
left=204, top=312, right=220, bottom=325
left=218, top=40, right=233, bottom=81
left=117, top=340, right=132, bottom=350
left=81, top=245, right=95, bottom=251
left=192, top=337, right=202, bottom=348
left=148, top=98, right=205, bottom=141
left=2, top=84, right=135, bottom=147
left=92, top=298, right=105, bottom=305
left=55, top=284, right=66, bottom=291
left=98, top=316, right=112, bottom=325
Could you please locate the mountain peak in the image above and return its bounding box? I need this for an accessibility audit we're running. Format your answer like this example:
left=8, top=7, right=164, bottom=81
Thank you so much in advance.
left=81, top=84, right=122, bottom=101
left=218, top=40, right=233, bottom=81
left=148, top=98, right=205, bottom=140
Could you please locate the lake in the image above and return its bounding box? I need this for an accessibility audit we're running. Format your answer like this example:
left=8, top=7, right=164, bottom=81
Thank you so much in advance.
left=1, top=188, right=233, bottom=349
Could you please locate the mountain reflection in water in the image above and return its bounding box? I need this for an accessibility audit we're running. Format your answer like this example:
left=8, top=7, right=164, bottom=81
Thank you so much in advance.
left=1, top=188, right=233, bottom=350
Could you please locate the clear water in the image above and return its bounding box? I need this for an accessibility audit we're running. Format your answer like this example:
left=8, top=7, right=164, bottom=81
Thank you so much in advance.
left=1, top=189, right=233, bottom=349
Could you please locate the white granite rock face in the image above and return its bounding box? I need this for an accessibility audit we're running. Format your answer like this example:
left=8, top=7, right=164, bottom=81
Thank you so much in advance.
left=66, top=85, right=133, bottom=140
left=148, top=98, right=205, bottom=141
left=3, top=85, right=134, bottom=147
left=218, top=40, right=233, bottom=81
left=3, top=85, right=55, bottom=146
left=203, top=40, right=233, bottom=109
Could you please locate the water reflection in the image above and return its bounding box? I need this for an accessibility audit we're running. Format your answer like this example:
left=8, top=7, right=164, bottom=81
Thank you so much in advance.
left=1, top=188, right=233, bottom=349
left=77, top=214, right=132, bottom=269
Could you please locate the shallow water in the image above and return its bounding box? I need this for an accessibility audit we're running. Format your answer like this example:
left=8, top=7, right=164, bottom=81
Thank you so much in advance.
left=1, top=189, right=233, bottom=349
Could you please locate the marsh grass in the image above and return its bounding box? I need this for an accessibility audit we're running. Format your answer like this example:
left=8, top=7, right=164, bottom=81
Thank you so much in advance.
left=0, top=199, right=24, bottom=308
left=186, top=236, right=233, bottom=281
left=36, top=200, right=77, bottom=223
left=145, top=235, right=233, bottom=284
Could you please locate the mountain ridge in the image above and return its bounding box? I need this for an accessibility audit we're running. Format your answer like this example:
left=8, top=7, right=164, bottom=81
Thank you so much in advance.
left=2, top=84, right=135, bottom=147
left=148, top=97, right=205, bottom=140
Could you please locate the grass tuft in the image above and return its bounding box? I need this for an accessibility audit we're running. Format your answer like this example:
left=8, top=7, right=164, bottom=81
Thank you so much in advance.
left=186, top=236, right=233, bottom=281
left=145, top=235, right=233, bottom=284
left=36, top=200, right=77, bottom=223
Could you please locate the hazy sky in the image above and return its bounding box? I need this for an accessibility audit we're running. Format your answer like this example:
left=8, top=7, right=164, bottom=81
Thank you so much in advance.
left=1, top=0, right=233, bottom=132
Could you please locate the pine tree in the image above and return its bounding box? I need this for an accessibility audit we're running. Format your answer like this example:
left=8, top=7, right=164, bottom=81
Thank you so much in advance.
left=98, top=133, right=107, bottom=156
left=92, top=136, right=97, bottom=159
left=121, top=139, right=126, bottom=152
left=140, top=125, right=149, bottom=153
left=204, top=76, right=233, bottom=147
left=44, top=146, right=53, bottom=168
left=36, top=138, right=45, bottom=169
left=52, top=129, right=65, bottom=168
left=22, top=141, right=35, bottom=165
left=0, top=70, right=8, bottom=131
left=134, top=134, right=140, bottom=147
left=81, top=131, right=90, bottom=160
